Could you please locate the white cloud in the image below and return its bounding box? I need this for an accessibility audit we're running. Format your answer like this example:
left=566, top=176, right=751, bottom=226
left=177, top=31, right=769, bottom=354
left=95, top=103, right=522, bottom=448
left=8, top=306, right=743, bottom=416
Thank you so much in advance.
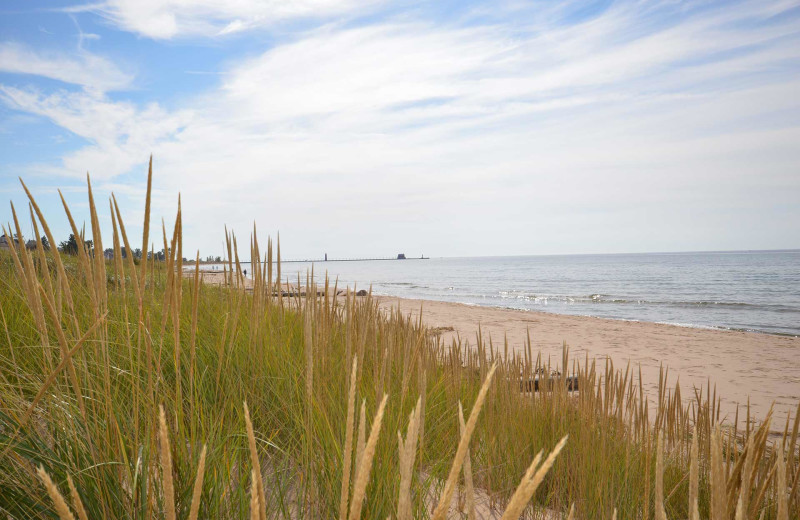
left=0, top=85, right=191, bottom=179
left=0, top=41, right=132, bottom=92
left=5, top=0, right=800, bottom=256
left=79, top=0, right=384, bottom=39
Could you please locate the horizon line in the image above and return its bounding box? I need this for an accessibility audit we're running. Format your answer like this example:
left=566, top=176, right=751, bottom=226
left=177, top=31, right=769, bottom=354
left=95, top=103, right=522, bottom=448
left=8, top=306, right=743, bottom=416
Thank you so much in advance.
left=203, top=248, right=800, bottom=264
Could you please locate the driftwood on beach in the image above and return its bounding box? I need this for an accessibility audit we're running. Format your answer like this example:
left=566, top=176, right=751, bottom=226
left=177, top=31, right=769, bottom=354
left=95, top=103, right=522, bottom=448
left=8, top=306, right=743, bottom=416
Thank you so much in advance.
left=519, top=375, right=579, bottom=393
left=188, top=270, right=360, bottom=298
left=274, top=289, right=345, bottom=298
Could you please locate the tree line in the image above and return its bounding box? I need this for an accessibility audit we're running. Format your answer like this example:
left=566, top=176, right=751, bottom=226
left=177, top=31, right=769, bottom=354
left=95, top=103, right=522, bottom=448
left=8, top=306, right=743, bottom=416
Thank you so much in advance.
left=3, top=232, right=224, bottom=263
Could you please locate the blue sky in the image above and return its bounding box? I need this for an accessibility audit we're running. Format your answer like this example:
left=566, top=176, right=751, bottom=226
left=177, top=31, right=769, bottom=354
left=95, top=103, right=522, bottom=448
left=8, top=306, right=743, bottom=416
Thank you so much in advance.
left=1, top=0, right=799, bottom=259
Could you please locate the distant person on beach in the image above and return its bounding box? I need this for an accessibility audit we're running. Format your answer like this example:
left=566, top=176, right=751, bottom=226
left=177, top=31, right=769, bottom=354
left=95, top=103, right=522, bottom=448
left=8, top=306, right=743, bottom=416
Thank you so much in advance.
left=243, top=269, right=247, bottom=277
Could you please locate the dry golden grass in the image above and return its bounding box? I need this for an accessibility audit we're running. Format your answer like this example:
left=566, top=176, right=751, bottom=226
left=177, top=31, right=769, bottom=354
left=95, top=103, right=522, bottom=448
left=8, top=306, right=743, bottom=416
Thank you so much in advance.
left=244, top=401, right=267, bottom=520
left=500, top=435, right=568, bottom=520
left=431, top=364, right=497, bottom=520
left=36, top=466, right=75, bottom=520
left=340, top=357, right=359, bottom=520
left=457, top=401, right=475, bottom=520
left=349, top=394, right=389, bottom=520
left=188, top=445, right=207, bottom=520
left=158, top=405, right=176, bottom=520
left=67, top=475, right=89, bottom=520
left=397, top=397, right=422, bottom=520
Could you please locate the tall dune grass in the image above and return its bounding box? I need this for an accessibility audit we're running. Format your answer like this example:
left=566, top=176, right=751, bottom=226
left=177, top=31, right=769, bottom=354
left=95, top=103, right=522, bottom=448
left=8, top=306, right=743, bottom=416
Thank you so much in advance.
left=0, top=164, right=798, bottom=518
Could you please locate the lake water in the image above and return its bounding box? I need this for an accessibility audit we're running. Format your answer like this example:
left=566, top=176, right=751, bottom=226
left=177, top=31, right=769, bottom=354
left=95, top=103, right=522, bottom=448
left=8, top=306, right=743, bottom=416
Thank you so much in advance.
left=225, top=250, right=800, bottom=336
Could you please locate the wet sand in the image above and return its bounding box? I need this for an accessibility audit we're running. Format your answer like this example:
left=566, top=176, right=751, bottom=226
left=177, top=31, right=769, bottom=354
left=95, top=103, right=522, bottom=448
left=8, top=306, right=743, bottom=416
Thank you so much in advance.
left=375, top=296, right=800, bottom=428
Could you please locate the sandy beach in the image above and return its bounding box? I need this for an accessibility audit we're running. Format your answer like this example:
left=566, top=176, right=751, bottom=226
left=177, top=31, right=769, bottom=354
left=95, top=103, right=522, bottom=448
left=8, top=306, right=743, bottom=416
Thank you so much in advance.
left=375, top=295, right=800, bottom=429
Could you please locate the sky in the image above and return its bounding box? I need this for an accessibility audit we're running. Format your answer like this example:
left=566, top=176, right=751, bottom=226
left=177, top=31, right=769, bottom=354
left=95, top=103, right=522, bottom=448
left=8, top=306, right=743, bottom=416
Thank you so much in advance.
left=1, top=0, right=799, bottom=260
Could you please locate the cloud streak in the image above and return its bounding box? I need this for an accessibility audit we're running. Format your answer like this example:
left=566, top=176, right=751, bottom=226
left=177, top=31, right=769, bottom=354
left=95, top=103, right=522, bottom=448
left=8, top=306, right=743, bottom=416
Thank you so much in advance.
left=68, top=0, right=385, bottom=39
left=0, top=41, right=132, bottom=92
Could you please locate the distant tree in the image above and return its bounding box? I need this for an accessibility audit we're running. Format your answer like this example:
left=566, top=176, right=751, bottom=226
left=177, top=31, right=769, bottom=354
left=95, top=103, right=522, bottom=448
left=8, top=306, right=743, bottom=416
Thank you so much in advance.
left=58, top=234, right=94, bottom=256
left=59, top=234, right=79, bottom=255
left=41, top=236, right=50, bottom=251
left=133, top=248, right=142, bottom=259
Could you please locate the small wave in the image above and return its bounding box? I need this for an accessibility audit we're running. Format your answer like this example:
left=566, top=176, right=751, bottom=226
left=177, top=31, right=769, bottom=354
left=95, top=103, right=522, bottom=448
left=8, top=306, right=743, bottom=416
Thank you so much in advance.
left=496, top=292, right=630, bottom=305
left=370, top=290, right=800, bottom=336
left=654, top=321, right=724, bottom=331
left=495, top=291, right=797, bottom=312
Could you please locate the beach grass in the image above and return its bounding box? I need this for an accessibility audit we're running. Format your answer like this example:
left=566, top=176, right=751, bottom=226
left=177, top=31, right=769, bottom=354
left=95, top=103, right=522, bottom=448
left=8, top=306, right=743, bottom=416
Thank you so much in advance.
left=0, top=164, right=798, bottom=519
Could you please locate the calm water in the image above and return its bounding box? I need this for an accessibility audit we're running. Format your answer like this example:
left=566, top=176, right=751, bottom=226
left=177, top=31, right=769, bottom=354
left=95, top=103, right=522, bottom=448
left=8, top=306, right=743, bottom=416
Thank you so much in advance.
left=231, top=250, right=800, bottom=336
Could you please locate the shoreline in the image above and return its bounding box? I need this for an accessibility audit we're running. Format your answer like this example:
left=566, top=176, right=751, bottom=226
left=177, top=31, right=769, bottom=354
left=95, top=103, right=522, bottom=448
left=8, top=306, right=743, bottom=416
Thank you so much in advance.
left=378, top=295, right=800, bottom=338
left=374, top=294, right=800, bottom=430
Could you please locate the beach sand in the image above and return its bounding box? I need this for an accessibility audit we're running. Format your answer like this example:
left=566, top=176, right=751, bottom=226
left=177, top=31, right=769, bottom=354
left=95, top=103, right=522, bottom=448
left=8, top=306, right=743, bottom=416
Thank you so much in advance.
left=375, top=295, right=800, bottom=429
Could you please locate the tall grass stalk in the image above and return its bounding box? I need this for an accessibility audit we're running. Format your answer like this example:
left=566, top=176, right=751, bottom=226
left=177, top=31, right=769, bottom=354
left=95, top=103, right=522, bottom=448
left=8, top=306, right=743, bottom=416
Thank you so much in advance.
left=36, top=466, right=75, bottom=520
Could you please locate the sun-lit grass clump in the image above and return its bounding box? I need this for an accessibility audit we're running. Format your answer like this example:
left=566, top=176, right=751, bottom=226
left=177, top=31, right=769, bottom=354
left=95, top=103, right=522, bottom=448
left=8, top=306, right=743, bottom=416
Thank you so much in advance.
left=0, top=160, right=797, bottom=519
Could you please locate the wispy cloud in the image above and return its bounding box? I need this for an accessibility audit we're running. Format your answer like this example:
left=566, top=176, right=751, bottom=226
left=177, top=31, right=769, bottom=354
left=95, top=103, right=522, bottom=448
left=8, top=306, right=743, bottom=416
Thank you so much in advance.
left=0, top=85, right=191, bottom=179
left=66, top=0, right=386, bottom=39
left=0, top=41, right=132, bottom=92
